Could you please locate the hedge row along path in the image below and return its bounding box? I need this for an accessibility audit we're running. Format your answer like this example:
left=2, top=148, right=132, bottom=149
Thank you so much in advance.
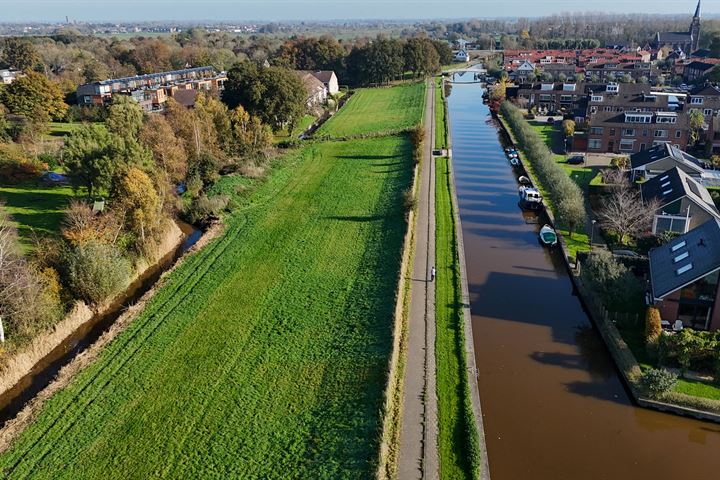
left=0, top=133, right=417, bottom=478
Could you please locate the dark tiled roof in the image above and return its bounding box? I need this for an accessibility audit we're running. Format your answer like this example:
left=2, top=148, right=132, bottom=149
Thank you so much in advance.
left=689, top=84, right=720, bottom=96
left=309, top=71, right=336, bottom=84
left=650, top=218, right=720, bottom=298
left=630, top=144, right=703, bottom=170
left=685, top=61, right=717, bottom=72
left=656, top=32, right=693, bottom=43
left=641, top=167, right=719, bottom=216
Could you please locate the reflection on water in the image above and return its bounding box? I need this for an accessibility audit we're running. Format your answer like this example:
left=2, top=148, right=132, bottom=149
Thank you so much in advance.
left=447, top=76, right=720, bottom=480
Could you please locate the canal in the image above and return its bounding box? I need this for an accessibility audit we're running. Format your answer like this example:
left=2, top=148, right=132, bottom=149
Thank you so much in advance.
left=447, top=74, right=720, bottom=480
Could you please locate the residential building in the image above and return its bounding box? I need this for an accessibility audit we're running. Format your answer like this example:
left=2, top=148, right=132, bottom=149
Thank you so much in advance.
left=640, top=167, right=720, bottom=234
left=76, top=66, right=226, bottom=108
left=0, top=69, right=22, bottom=85
left=683, top=60, right=719, bottom=82
left=585, top=83, right=690, bottom=154
left=630, top=143, right=705, bottom=180
left=454, top=50, right=470, bottom=63
left=649, top=218, right=720, bottom=331
left=688, top=84, right=720, bottom=154
left=294, top=71, right=328, bottom=109
left=308, top=70, right=339, bottom=95
left=651, top=0, right=701, bottom=53
left=514, top=82, right=604, bottom=115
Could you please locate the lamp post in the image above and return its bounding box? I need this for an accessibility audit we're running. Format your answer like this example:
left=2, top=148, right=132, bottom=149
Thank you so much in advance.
left=590, top=219, right=597, bottom=252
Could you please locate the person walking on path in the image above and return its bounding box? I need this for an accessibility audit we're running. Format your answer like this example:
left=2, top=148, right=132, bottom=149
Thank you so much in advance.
left=430, top=266, right=436, bottom=282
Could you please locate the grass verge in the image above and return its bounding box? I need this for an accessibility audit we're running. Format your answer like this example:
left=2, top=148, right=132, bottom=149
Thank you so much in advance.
left=435, top=156, right=481, bottom=479
left=434, top=77, right=448, bottom=150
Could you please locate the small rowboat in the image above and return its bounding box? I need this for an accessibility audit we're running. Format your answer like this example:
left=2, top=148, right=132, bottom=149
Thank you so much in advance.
left=518, top=175, right=531, bottom=185
left=539, top=224, right=558, bottom=247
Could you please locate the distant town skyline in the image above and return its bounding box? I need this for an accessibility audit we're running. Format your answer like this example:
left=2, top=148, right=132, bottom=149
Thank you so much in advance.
left=1, top=0, right=719, bottom=22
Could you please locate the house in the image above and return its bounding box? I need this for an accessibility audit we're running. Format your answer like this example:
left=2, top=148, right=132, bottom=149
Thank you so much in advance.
left=508, top=61, right=535, bottom=82
left=683, top=60, right=719, bottom=82
left=0, top=69, right=22, bottom=85
left=454, top=50, right=470, bottom=63
left=630, top=144, right=705, bottom=181
left=640, top=167, right=720, bottom=235
left=688, top=83, right=720, bottom=153
left=75, top=66, right=225, bottom=107
left=651, top=1, right=701, bottom=53
left=308, top=71, right=339, bottom=95
left=649, top=218, right=720, bottom=330
left=294, top=71, right=328, bottom=109
left=585, top=83, right=690, bottom=154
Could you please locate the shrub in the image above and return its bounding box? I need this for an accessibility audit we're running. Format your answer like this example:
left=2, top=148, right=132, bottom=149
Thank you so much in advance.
left=185, top=194, right=230, bottom=225
left=402, top=188, right=416, bottom=216
left=64, top=240, right=132, bottom=305
left=0, top=142, right=45, bottom=183
left=640, top=368, right=678, bottom=398
left=580, top=249, right=642, bottom=308
left=645, top=307, right=662, bottom=344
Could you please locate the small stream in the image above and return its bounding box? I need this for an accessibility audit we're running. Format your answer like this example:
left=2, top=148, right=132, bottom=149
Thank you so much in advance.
left=0, top=221, right=202, bottom=425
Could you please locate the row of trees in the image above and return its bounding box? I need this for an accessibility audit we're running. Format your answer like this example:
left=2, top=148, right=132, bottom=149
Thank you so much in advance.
left=501, top=101, right=586, bottom=234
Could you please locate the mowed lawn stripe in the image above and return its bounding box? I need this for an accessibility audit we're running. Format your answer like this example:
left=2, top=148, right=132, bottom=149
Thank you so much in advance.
left=317, top=82, right=426, bottom=138
left=1, top=136, right=413, bottom=479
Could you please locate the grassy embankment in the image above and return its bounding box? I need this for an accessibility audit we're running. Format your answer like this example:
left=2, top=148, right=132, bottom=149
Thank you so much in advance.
left=435, top=155, right=482, bottom=479
left=315, top=82, right=425, bottom=138
left=0, top=87, right=422, bottom=479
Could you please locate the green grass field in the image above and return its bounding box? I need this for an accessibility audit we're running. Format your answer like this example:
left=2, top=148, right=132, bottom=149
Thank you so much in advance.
left=0, top=136, right=413, bottom=479
left=0, top=183, right=78, bottom=248
left=316, top=83, right=425, bottom=138
left=435, top=156, right=481, bottom=479
left=273, top=114, right=316, bottom=143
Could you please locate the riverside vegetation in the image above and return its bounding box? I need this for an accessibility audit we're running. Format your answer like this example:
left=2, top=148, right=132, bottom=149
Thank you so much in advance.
left=0, top=85, right=424, bottom=479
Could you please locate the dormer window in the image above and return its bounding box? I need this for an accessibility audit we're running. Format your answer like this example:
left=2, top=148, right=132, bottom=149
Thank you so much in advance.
left=591, top=95, right=603, bottom=102
left=606, top=83, right=619, bottom=93
left=691, top=97, right=703, bottom=105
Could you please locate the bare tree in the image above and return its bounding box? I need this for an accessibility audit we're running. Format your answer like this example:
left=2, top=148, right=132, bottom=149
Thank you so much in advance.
left=598, top=170, right=658, bottom=245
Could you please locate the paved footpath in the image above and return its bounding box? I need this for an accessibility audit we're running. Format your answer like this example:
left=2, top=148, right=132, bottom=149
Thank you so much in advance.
left=398, top=78, right=438, bottom=480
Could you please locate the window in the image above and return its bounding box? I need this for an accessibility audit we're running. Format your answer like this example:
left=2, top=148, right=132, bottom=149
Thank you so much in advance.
left=609, top=128, right=616, bottom=136
left=656, top=116, right=676, bottom=124
left=620, top=139, right=635, bottom=151
left=560, top=95, right=573, bottom=103
left=677, top=263, right=694, bottom=275
left=539, top=94, right=552, bottom=102
left=622, top=129, right=635, bottom=137
left=604, top=106, right=613, bottom=112
left=642, top=129, right=648, bottom=137
left=625, top=113, right=653, bottom=123
left=674, top=252, right=690, bottom=263
left=671, top=241, right=687, bottom=252
left=590, top=106, right=598, bottom=114
left=691, top=97, right=704, bottom=105
left=590, top=127, right=604, bottom=135
left=640, top=143, right=646, bottom=150
left=589, top=139, right=602, bottom=149
left=654, top=130, right=668, bottom=138
left=705, top=108, right=713, bottom=116
left=676, top=130, right=682, bottom=139
left=591, top=95, right=603, bottom=102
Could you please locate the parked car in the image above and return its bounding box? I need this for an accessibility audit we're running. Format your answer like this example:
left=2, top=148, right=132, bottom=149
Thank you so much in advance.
left=566, top=155, right=585, bottom=165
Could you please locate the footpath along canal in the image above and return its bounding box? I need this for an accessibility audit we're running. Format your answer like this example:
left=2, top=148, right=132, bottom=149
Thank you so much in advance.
left=447, top=74, right=720, bottom=480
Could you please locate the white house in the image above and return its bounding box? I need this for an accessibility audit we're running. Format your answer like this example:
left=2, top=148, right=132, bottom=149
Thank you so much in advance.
left=454, top=50, right=470, bottom=63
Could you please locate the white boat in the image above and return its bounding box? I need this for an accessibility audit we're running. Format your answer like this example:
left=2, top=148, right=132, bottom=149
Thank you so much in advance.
left=519, top=186, right=542, bottom=209
left=518, top=175, right=531, bottom=185
left=509, top=157, right=520, bottom=166
left=539, top=224, right=558, bottom=247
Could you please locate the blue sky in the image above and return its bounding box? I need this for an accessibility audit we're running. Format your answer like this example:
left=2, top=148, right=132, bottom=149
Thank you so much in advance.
left=0, top=0, right=717, bottom=22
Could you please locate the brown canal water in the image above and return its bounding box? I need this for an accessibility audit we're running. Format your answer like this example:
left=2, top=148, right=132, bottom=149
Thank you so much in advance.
left=0, top=221, right=202, bottom=425
left=447, top=74, right=720, bottom=480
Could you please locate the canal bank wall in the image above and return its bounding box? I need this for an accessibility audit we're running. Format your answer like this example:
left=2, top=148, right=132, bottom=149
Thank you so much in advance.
left=496, top=112, right=720, bottom=425
left=443, top=77, right=491, bottom=480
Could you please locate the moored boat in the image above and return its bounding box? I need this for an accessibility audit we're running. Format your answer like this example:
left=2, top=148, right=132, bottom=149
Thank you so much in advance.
left=518, top=175, right=531, bottom=185
left=519, top=186, right=542, bottom=209
left=539, top=224, right=558, bottom=247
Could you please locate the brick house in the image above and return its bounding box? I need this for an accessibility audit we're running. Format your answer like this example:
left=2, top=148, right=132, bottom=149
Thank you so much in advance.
left=688, top=84, right=720, bottom=154
left=640, top=167, right=720, bottom=235
left=649, top=218, right=720, bottom=331
left=683, top=60, right=719, bottom=83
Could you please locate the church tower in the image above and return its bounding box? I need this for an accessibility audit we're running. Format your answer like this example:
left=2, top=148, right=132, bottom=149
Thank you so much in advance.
left=690, top=0, right=701, bottom=52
